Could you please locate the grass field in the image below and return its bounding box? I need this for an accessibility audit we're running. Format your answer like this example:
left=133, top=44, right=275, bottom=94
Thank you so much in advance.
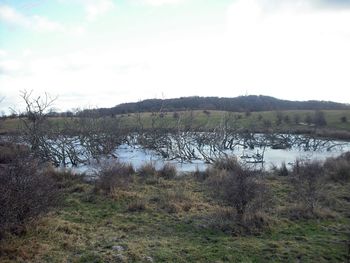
left=117, top=109, right=350, bottom=131
left=1, top=169, right=349, bottom=263
left=1, top=109, right=350, bottom=136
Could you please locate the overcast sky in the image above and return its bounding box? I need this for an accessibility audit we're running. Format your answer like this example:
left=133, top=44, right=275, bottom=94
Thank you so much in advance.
left=0, top=0, right=350, bottom=113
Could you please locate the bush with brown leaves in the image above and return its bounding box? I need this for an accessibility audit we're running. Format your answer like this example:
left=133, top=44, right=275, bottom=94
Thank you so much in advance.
left=0, top=154, right=61, bottom=238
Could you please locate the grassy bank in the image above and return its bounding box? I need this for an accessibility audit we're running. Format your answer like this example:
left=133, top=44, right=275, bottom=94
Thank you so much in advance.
left=1, top=158, right=349, bottom=262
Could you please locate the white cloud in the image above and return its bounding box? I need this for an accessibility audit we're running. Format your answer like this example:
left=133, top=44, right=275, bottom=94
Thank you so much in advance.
left=0, top=4, right=64, bottom=32
left=0, top=59, right=23, bottom=75
left=0, top=4, right=85, bottom=34
left=0, top=5, right=31, bottom=28
left=85, top=0, right=115, bottom=21
left=141, top=0, right=185, bottom=6
left=22, top=49, right=33, bottom=57
left=0, top=49, right=8, bottom=57
left=1, top=0, right=350, bottom=113
left=32, top=15, right=65, bottom=32
left=223, top=0, right=350, bottom=102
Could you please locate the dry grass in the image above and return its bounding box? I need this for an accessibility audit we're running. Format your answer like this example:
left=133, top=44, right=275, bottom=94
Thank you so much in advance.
left=1, top=153, right=350, bottom=262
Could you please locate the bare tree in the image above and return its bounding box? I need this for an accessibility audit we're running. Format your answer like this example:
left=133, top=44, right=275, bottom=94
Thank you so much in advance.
left=18, top=90, right=57, bottom=157
left=73, top=108, right=128, bottom=165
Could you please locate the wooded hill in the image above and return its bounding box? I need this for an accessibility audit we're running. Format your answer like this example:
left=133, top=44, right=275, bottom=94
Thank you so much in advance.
left=79, top=95, right=350, bottom=116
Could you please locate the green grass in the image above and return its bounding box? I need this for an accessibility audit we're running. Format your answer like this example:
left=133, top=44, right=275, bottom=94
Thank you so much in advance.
left=1, top=175, right=349, bottom=263
left=2, top=109, right=350, bottom=136
left=116, top=109, right=350, bottom=131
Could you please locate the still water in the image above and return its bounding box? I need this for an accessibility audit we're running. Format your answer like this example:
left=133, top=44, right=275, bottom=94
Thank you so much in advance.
left=75, top=138, right=350, bottom=174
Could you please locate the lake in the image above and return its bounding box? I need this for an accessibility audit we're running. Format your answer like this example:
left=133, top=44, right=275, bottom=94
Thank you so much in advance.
left=73, top=133, right=350, bottom=174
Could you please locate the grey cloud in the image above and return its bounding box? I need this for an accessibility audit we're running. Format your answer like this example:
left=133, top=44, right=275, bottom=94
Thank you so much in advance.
left=319, top=0, right=350, bottom=7
left=259, top=0, right=350, bottom=10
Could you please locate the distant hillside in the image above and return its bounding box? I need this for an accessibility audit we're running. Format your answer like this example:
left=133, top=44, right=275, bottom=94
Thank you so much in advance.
left=79, top=95, right=350, bottom=116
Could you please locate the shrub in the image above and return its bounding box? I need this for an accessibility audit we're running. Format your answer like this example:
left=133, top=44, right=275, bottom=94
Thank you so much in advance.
left=314, top=110, right=327, bottom=127
left=290, top=160, right=325, bottom=215
left=283, top=204, right=336, bottom=220
left=44, top=167, right=85, bottom=190
left=158, top=163, right=177, bottom=179
left=263, top=120, right=272, bottom=128
left=127, top=199, right=147, bottom=212
left=137, top=162, right=157, bottom=178
left=305, top=114, right=313, bottom=125
left=0, top=142, right=29, bottom=164
left=293, top=114, right=300, bottom=124
left=275, top=111, right=283, bottom=126
left=277, top=162, right=289, bottom=177
left=193, top=167, right=209, bottom=181
left=206, top=207, right=236, bottom=233
left=0, top=155, right=61, bottom=238
left=340, top=116, right=347, bottom=123
left=157, top=185, right=193, bottom=213
left=207, top=159, right=270, bottom=224
left=212, top=156, right=241, bottom=171
left=324, top=153, right=350, bottom=182
left=203, top=110, right=211, bottom=116
left=95, top=161, right=134, bottom=195
left=283, top=115, right=290, bottom=124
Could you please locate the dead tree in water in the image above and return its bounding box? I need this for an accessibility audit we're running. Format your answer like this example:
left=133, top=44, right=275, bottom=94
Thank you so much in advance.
left=17, top=91, right=125, bottom=167
left=17, top=90, right=57, bottom=162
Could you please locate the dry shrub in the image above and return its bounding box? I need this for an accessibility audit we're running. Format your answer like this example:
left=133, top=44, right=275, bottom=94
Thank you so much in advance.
left=206, top=208, right=271, bottom=235
left=158, top=163, right=177, bottom=179
left=44, top=167, right=85, bottom=190
left=0, top=155, right=61, bottom=238
left=137, top=162, right=157, bottom=178
left=242, top=212, right=271, bottom=234
left=95, top=161, right=134, bottom=195
left=212, top=156, right=241, bottom=171
left=127, top=199, right=147, bottom=212
left=158, top=185, right=193, bottom=213
left=206, top=158, right=271, bottom=226
left=193, top=167, right=209, bottom=181
left=0, top=142, right=29, bottom=164
left=206, top=207, right=236, bottom=233
left=276, top=162, right=289, bottom=177
left=324, top=152, right=350, bottom=182
left=283, top=204, right=336, bottom=220
left=289, top=160, right=325, bottom=217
